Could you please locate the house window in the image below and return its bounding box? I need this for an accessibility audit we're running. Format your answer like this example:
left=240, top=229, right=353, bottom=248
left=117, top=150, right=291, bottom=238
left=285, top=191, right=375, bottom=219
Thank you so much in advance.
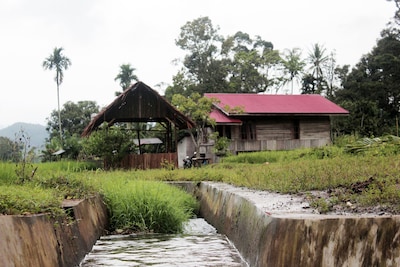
left=217, top=125, right=231, bottom=139
left=293, top=119, right=300, bottom=139
left=241, top=122, right=256, bottom=140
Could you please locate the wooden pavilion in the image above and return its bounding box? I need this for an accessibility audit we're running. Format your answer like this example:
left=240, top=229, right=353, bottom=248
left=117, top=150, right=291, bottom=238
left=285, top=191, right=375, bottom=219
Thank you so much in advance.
left=82, top=82, right=194, bottom=169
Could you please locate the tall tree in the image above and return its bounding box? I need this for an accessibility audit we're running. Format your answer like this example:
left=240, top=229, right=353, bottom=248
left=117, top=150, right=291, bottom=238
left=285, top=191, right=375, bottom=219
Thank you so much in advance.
left=172, top=93, right=217, bottom=154
left=45, top=100, right=99, bottom=160
left=224, top=33, right=281, bottom=93
left=303, top=43, right=329, bottom=94
left=281, top=48, right=305, bottom=94
left=333, top=27, right=400, bottom=136
left=42, top=47, right=71, bottom=146
left=173, top=16, right=228, bottom=95
left=387, top=0, right=400, bottom=24
left=46, top=100, right=99, bottom=139
left=114, top=63, right=138, bottom=96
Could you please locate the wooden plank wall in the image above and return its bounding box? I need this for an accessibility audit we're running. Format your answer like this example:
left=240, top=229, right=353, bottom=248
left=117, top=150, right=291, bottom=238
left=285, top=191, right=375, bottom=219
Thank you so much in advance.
left=256, top=121, right=294, bottom=140
left=229, top=138, right=330, bottom=152
left=300, top=118, right=331, bottom=139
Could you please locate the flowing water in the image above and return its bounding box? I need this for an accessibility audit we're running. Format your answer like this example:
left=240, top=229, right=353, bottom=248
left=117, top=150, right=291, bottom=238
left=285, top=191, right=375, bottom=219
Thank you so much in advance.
left=79, top=218, right=248, bottom=267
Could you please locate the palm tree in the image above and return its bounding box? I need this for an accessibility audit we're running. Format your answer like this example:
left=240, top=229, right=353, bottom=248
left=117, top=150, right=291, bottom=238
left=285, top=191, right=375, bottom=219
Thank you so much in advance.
left=114, top=64, right=138, bottom=95
left=282, top=48, right=305, bottom=94
left=307, top=43, right=328, bottom=94
left=42, top=47, right=71, bottom=147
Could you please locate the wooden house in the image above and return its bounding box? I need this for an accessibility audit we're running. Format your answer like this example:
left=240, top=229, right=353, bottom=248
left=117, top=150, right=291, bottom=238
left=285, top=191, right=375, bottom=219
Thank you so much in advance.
left=204, top=93, right=349, bottom=156
left=81, top=82, right=194, bottom=169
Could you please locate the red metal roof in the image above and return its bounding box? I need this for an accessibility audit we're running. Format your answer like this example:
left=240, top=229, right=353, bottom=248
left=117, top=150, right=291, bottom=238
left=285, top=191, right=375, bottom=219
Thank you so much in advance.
left=210, top=109, right=242, bottom=124
left=205, top=93, right=349, bottom=115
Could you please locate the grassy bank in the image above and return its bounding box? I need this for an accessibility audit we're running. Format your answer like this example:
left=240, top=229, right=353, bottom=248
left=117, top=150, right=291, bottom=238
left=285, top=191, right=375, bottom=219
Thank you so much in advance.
left=0, top=161, right=198, bottom=233
left=1, top=136, right=399, bottom=229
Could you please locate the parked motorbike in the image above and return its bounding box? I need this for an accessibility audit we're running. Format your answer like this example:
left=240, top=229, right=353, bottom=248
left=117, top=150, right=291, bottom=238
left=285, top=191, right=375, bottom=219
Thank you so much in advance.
left=183, top=156, right=192, bottom=169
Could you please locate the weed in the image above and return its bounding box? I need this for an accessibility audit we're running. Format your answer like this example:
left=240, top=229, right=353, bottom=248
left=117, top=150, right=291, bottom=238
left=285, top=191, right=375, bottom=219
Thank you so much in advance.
left=310, top=198, right=332, bottom=214
left=13, top=129, right=36, bottom=184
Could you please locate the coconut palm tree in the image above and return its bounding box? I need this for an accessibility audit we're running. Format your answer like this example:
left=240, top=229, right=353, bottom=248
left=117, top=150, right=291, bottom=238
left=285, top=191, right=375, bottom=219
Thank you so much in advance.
left=282, top=48, right=305, bottom=94
left=42, top=47, right=71, bottom=147
left=307, top=43, right=328, bottom=94
left=114, top=64, right=138, bottom=96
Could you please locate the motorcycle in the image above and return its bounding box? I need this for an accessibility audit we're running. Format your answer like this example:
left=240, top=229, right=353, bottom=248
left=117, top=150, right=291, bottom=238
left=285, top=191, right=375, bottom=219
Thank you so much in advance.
left=183, top=156, right=192, bottom=169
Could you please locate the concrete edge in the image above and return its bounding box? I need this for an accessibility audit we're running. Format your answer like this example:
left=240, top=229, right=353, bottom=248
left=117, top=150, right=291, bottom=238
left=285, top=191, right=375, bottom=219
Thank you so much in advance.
left=0, top=194, right=108, bottom=267
left=193, top=182, right=400, bottom=267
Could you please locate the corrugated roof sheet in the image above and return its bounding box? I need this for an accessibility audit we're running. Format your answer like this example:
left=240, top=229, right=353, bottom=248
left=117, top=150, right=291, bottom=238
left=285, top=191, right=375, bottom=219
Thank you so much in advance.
left=205, top=93, right=349, bottom=115
left=210, top=109, right=242, bottom=124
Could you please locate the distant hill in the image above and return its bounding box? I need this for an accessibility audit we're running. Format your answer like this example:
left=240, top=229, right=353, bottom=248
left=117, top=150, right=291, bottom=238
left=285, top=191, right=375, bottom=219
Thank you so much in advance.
left=0, top=122, right=47, bottom=149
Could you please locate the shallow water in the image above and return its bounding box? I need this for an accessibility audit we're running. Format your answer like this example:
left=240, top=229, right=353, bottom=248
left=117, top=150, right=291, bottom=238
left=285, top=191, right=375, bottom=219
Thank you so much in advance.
left=79, top=218, right=248, bottom=267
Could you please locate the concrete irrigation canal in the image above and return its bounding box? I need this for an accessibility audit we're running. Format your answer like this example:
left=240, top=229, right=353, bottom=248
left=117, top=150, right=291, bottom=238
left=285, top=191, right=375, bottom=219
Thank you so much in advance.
left=1, top=182, right=400, bottom=266
left=79, top=218, right=247, bottom=266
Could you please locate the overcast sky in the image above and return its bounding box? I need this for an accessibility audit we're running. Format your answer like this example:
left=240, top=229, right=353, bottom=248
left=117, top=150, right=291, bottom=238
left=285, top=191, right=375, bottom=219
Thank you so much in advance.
left=0, top=0, right=395, bottom=129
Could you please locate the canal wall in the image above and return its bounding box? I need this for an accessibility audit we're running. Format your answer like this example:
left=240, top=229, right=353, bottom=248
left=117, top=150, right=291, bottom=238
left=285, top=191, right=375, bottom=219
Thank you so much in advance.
left=194, top=182, right=400, bottom=267
left=2, top=182, right=400, bottom=266
left=0, top=195, right=108, bottom=267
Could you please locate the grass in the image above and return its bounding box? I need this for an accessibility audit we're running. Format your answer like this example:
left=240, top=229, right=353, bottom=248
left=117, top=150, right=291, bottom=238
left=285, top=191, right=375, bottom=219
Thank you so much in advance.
left=1, top=135, right=399, bottom=229
left=0, top=161, right=199, bottom=234
left=97, top=177, right=198, bottom=233
left=0, top=184, right=63, bottom=215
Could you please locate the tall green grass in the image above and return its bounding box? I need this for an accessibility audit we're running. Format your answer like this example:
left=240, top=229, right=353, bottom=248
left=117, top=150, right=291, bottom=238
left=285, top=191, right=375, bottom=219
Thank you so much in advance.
left=96, top=176, right=198, bottom=233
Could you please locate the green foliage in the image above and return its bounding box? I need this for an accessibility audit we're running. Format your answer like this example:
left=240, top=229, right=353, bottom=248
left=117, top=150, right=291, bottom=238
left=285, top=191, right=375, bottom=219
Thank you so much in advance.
left=168, top=16, right=284, bottom=96
left=172, top=93, right=217, bottom=152
left=114, top=63, right=138, bottom=95
left=333, top=28, right=400, bottom=137
left=344, top=135, right=400, bottom=155
left=211, top=135, right=231, bottom=156
left=81, top=124, right=133, bottom=169
left=45, top=100, right=100, bottom=160
left=302, top=43, right=330, bottom=95
left=0, top=136, right=16, bottom=161
left=47, top=101, right=99, bottom=139
left=281, top=48, right=306, bottom=94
